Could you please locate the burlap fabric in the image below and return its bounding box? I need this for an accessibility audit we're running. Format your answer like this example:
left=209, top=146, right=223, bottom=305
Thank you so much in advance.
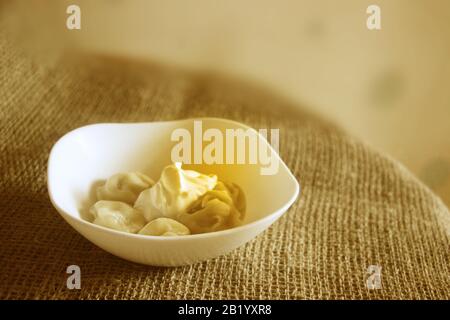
left=1, top=30, right=449, bottom=300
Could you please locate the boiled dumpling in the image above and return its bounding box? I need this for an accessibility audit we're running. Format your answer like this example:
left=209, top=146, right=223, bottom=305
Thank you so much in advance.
left=221, top=181, right=246, bottom=214
left=135, top=163, right=217, bottom=221
left=138, top=217, right=190, bottom=236
left=177, top=181, right=246, bottom=234
left=97, top=172, right=154, bottom=205
left=90, top=200, right=146, bottom=233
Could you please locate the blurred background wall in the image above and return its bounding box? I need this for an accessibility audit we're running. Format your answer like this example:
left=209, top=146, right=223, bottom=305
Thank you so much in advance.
left=2, top=0, right=450, bottom=204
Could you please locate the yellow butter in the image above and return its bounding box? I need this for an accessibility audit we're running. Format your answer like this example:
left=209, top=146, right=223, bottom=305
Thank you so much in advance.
left=134, top=163, right=217, bottom=221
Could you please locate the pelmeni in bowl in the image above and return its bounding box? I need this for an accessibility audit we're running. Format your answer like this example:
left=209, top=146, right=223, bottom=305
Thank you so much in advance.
left=47, top=118, right=299, bottom=266
left=89, top=162, right=246, bottom=236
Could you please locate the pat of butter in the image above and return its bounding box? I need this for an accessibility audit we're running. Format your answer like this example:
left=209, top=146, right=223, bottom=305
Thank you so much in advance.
left=135, top=163, right=217, bottom=221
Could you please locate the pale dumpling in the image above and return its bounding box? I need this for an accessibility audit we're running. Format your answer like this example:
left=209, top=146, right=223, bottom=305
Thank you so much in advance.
left=97, top=172, right=154, bottom=205
left=138, top=217, right=190, bottom=236
left=90, top=200, right=146, bottom=233
left=135, top=163, right=217, bottom=221
left=177, top=181, right=246, bottom=234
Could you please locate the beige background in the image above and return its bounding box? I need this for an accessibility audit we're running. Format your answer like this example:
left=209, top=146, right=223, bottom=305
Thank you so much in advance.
left=3, top=0, right=450, bottom=204
left=1, top=3, right=449, bottom=299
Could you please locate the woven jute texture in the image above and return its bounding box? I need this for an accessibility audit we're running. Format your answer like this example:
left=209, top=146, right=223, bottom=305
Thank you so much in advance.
left=1, top=30, right=449, bottom=300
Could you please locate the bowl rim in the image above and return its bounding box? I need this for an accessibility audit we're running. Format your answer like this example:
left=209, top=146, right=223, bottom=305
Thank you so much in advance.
left=47, top=117, right=300, bottom=241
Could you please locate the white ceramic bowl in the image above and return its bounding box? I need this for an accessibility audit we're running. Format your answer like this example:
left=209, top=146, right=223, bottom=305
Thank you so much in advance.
left=48, top=118, right=299, bottom=266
